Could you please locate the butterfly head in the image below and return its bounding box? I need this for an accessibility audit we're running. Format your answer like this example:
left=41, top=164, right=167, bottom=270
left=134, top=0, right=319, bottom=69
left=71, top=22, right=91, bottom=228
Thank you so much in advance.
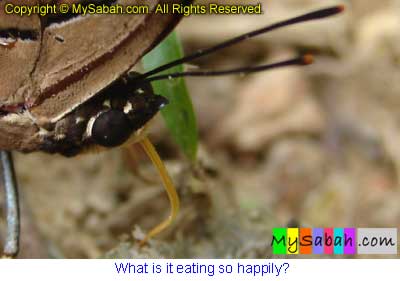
left=40, top=74, right=167, bottom=156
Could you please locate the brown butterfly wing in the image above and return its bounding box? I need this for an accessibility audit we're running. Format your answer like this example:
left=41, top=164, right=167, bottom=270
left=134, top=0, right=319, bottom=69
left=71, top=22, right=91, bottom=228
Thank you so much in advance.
left=0, top=0, right=41, bottom=106
left=0, top=0, right=189, bottom=151
left=30, top=0, right=189, bottom=124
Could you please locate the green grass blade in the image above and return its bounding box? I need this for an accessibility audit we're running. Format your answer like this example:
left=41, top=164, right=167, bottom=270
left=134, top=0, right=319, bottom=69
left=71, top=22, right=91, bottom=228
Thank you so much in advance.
left=142, top=32, right=198, bottom=162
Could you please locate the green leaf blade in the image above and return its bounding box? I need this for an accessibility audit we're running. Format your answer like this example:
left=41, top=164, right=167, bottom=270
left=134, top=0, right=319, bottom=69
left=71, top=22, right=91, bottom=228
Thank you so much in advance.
left=142, top=32, right=198, bottom=162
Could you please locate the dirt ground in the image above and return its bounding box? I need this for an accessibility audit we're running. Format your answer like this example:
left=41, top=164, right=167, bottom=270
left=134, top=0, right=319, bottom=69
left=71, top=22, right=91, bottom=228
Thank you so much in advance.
left=1, top=0, right=400, bottom=258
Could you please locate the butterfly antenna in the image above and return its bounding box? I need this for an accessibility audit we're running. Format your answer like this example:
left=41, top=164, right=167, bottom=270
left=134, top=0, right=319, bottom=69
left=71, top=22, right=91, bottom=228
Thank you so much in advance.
left=139, top=5, right=344, bottom=80
left=144, top=54, right=313, bottom=82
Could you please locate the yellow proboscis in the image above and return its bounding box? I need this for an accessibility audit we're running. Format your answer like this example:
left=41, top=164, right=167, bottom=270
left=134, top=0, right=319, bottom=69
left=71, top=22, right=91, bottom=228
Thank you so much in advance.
left=138, top=137, right=180, bottom=245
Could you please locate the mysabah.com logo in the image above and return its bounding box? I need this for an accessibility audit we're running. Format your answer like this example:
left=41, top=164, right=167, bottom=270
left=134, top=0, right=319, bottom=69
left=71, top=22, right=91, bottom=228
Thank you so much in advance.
left=271, top=228, right=397, bottom=255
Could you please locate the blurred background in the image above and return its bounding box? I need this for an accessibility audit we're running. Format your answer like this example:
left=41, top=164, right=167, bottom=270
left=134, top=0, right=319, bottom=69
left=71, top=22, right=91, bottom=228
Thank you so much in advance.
left=1, top=0, right=400, bottom=258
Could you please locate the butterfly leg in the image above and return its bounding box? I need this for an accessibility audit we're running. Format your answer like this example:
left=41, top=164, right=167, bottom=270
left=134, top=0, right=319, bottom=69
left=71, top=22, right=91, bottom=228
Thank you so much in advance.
left=0, top=151, right=20, bottom=258
left=138, top=137, right=179, bottom=246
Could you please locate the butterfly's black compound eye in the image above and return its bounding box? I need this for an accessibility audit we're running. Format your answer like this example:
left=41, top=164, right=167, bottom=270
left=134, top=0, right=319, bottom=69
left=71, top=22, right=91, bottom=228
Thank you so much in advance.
left=91, top=110, right=132, bottom=147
